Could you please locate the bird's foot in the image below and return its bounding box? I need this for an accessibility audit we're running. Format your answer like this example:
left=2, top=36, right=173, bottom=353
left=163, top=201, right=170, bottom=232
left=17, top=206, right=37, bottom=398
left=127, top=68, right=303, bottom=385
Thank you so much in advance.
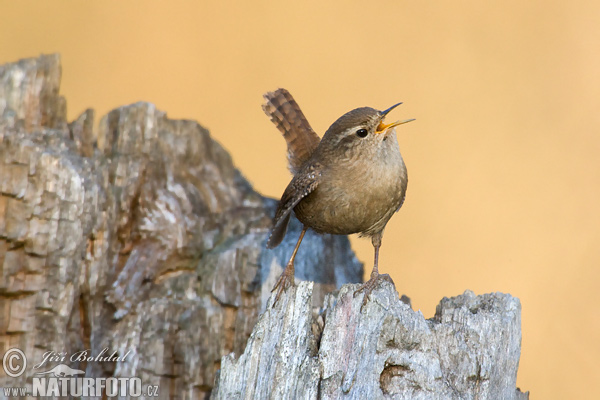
left=354, top=272, right=394, bottom=310
left=271, top=262, right=295, bottom=307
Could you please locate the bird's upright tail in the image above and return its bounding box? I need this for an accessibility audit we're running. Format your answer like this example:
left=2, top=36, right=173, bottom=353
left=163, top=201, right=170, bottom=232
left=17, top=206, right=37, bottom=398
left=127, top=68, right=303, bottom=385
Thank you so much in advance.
left=262, top=88, right=321, bottom=174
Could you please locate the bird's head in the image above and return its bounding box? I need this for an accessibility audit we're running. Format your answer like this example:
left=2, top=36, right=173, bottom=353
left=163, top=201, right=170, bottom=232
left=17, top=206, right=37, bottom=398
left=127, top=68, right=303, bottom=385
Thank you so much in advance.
left=320, top=103, right=414, bottom=159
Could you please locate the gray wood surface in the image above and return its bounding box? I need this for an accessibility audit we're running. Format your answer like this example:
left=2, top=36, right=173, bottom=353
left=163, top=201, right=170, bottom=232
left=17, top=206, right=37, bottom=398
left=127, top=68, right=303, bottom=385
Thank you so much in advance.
left=0, top=54, right=362, bottom=399
left=0, top=54, right=526, bottom=399
left=213, top=283, right=529, bottom=400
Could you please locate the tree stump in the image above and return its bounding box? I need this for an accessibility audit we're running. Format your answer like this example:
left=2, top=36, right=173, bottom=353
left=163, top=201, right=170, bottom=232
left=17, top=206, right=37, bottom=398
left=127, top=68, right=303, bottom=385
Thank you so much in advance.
left=212, top=283, right=528, bottom=399
left=0, top=54, right=527, bottom=399
left=0, top=54, right=362, bottom=399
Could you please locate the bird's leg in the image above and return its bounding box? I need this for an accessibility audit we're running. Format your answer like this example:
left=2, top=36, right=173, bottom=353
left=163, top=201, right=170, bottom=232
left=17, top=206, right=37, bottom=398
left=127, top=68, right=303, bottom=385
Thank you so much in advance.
left=354, top=233, right=394, bottom=308
left=272, top=226, right=308, bottom=305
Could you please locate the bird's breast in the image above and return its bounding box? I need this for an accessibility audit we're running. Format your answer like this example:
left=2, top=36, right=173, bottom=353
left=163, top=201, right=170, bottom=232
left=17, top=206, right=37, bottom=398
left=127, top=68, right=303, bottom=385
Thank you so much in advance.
left=295, top=142, right=407, bottom=236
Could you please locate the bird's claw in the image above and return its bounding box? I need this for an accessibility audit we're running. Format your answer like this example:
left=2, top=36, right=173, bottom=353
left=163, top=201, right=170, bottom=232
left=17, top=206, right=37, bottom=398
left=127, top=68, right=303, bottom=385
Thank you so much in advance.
left=354, top=272, right=393, bottom=310
left=271, top=263, right=295, bottom=306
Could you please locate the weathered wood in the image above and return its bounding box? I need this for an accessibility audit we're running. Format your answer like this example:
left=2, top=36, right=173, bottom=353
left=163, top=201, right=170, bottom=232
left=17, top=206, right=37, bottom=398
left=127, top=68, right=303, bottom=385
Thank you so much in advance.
left=212, top=282, right=529, bottom=400
left=0, top=54, right=527, bottom=399
left=0, top=54, right=362, bottom=398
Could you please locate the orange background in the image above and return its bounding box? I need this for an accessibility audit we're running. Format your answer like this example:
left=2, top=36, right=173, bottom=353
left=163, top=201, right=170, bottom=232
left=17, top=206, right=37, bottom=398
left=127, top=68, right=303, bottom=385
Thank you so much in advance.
left=2, top=1, right=599, bottom=398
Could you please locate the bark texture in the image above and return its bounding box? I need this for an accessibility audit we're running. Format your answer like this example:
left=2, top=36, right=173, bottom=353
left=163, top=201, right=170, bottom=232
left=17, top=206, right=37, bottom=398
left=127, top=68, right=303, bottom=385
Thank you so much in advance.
left=0, top=54, right=527, bottom=399
left=212, top=283, right=529, bottom=400
left=0, top=54, right=362, bottom=398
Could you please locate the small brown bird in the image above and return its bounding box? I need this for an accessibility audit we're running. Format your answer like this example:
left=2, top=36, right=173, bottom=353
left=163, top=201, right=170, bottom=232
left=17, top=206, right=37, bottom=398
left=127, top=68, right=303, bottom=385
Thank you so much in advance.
left=263, top=88, right=414, bottom=307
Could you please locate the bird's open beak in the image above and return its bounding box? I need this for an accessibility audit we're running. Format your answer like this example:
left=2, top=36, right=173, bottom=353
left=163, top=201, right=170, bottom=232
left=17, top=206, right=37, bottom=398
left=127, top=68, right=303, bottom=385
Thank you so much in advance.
left=376, top=103, right=415, bottom=134
left=376, top=119, right=416, bottom=134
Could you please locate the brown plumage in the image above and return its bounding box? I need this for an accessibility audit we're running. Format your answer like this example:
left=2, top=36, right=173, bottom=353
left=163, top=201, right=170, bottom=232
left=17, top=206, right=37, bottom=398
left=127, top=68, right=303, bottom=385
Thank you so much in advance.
left=262, top=88, right=320, bottom=174
left=264, top=88, right=414, bottom=307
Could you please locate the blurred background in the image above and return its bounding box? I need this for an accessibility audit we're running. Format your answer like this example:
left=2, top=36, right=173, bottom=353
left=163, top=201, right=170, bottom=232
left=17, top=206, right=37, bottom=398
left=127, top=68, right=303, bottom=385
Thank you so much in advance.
left=2, top=1, right=599, bottom=398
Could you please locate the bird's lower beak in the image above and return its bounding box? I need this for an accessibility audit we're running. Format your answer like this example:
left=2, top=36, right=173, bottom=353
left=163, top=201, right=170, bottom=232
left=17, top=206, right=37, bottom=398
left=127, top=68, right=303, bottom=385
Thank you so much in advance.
left=376, top=118, right=415, bottom=135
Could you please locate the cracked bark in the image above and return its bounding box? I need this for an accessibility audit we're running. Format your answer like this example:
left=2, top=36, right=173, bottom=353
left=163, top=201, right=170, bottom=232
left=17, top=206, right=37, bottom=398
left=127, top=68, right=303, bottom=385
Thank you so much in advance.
left=0, top=54, right=527, bottom=399
left=212, top=283, right=529, bottom=400
left=0, top=54, right=362, bottom=398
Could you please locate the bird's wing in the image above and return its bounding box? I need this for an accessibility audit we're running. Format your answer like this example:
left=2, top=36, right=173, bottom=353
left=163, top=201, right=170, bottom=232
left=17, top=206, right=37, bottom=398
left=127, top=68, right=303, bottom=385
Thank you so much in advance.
left=263, top=88, right=321, bottom=174
left=266, top=162, right=322, bottom=249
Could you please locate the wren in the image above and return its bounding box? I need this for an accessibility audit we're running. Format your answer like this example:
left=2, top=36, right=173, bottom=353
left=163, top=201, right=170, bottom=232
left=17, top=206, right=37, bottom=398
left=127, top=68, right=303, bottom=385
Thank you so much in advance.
left=263, top=88, right=414, bottom=307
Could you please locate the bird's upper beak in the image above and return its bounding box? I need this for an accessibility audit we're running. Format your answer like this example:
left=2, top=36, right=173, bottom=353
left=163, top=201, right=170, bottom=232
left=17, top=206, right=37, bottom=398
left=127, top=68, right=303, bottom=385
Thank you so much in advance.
left=376, top=102, right=415, bottom=135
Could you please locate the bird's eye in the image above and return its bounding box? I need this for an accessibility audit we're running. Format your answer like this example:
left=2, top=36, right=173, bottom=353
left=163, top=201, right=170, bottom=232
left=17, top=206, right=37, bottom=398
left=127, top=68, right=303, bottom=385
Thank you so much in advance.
left=356, top=128, right=368, bottom=138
